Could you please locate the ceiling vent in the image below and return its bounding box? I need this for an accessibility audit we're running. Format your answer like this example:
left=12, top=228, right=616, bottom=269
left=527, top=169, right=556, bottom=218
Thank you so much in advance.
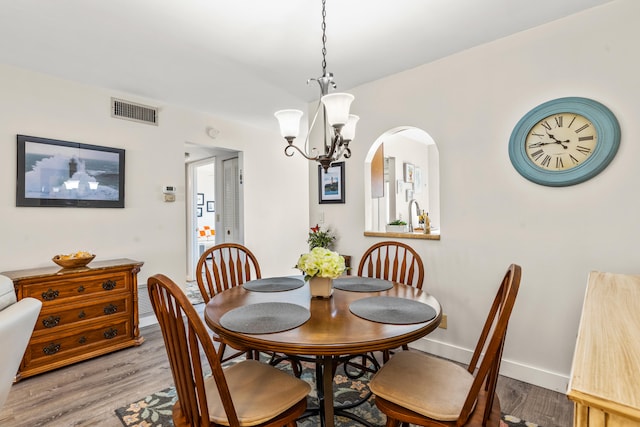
left=111, top=97, right=158, bottom=125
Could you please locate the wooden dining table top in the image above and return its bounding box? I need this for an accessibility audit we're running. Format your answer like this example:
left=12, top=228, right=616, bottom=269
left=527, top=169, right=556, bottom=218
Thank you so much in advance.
left=203, top=277, right=442, bottom=356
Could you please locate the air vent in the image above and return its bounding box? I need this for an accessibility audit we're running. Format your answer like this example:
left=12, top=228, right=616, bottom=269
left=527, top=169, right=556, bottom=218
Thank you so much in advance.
left=111, top=97, right=158, bottom=125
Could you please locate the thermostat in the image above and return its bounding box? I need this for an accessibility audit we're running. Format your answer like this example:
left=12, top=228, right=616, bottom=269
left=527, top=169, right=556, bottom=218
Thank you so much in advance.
left=162, top=185, right=176, bottom=202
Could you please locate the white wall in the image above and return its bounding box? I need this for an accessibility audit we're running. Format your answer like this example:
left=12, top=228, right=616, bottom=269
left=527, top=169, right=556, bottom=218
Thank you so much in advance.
left=0, top=64, right=309, bottom=286
left=314, top=0, right=640, bottom=392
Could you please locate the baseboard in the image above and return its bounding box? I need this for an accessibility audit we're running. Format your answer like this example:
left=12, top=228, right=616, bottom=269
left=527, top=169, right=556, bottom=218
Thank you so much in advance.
left=409, top=337, right=570, bottom=393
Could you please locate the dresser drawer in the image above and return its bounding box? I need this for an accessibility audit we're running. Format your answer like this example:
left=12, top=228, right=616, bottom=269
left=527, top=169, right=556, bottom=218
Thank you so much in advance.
left=22, top=272, right=131, bottom=306
left=33, top=294, right=131, bottom=333
left=24, top=318, right=132, bottom=369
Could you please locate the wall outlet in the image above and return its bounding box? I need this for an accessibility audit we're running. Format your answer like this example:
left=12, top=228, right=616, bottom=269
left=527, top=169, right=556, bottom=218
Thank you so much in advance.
left=439, top=314, right=448, bottom=329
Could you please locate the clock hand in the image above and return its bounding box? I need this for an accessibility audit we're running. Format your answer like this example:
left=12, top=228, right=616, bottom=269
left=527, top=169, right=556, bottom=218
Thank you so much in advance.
left=546, top=131, right=569, bottom=149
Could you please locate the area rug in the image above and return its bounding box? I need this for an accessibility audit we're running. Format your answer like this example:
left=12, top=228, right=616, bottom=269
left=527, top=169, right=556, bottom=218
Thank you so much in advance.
left=184, top=281, right=205, bottom=305
left=115, top=358, right=540, bottom=427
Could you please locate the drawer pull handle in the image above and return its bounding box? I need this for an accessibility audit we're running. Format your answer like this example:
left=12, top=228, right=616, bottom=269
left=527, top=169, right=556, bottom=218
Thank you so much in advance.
left=77, top=285, right=85, bottom=292
left=102, top=280, right=117, bottom=290
left=103, top=328, right=118, bottom=339
left=78, top=336, right=87, bottom=344
left=104, top=304, right=118, bottom=315
left=43, top=343, right=61, bottom=355
left=42, top=316, right=61, bottom=328
left=42, top=289, right=59, bottom=301
left=78, top=310, right=86, bottom=319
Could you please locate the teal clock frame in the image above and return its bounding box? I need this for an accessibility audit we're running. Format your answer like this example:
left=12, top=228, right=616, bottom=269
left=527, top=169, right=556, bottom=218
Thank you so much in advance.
left=508, top=97, right=620, bottom=187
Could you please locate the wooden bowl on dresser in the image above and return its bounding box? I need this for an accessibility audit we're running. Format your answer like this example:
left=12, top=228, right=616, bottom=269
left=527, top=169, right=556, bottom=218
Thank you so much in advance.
left=52, top=254, right=96, bottom=269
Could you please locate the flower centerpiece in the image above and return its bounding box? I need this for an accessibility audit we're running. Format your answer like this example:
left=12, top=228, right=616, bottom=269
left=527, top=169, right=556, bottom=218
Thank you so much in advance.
left=296, top=246, right=346, bottom=298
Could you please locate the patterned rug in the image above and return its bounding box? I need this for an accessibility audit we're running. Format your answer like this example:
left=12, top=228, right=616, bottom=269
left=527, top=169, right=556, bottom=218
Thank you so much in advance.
left=115, top=357, right=540, bottom=427
left=184, top=281, right=204, bottom=305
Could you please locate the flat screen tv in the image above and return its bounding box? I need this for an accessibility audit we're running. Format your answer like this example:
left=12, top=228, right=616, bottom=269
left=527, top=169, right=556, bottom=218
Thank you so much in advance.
left=16, top=135, right=125, bottom=208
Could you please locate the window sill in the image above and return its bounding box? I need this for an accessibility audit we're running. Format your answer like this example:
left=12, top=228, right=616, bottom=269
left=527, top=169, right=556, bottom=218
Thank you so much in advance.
left=363, top=230, right=441, bottom=240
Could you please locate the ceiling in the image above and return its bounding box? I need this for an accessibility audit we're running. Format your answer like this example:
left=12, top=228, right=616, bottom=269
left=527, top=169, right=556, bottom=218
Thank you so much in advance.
left=0, top=0, right=616, bottom=132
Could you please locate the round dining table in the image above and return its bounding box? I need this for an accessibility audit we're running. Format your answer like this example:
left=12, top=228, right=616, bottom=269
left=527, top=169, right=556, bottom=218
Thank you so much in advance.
left=204, top=276, right=442, bottom=427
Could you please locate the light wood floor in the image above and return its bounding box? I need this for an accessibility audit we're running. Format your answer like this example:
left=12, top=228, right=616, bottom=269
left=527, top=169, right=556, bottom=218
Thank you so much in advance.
left=0, top=319, right=573, bottom=427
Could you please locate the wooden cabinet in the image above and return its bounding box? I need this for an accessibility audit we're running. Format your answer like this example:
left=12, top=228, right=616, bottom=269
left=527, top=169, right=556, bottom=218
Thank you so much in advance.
left=567, top=271, right=640, bottom=426
left=2, top=258, right=144, bottom=381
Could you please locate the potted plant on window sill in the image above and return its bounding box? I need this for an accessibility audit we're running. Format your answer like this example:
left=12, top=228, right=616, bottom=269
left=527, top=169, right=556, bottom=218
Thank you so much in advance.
left=386, top=219, right=408, bottom=233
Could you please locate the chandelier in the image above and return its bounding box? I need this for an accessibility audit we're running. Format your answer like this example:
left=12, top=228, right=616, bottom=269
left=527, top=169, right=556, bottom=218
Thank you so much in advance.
left=274, top=0, right=359, bottom=172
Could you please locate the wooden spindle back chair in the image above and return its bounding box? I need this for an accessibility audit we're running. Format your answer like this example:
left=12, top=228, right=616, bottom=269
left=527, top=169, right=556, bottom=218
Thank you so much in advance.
left=369, top=264, right=522, bottom=427
left=358, top=241, right=425, bottom=289
left=196, top=243, right=261, bottom=362
left=147, top=274, right=310, bottom=427
left=196, top=243, right=262, bottom=301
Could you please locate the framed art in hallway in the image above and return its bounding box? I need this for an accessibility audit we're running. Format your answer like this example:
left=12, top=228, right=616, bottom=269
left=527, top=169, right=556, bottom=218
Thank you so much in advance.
left=207, top=201, right=215, bottom=212
left=197, top=193, right=204, bottom=205
left=404, top=162, right=415, bottom=183
left=318, top=162, right=345, bottom=204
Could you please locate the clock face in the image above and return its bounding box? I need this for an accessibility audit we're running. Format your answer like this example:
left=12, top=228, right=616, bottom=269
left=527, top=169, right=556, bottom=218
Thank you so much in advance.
left=524, top=113, right=598, bottom=171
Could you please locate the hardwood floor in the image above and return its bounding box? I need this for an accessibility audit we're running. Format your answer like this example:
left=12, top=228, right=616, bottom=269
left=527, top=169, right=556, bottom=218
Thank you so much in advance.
left=0, top=319, right=574, bottom=427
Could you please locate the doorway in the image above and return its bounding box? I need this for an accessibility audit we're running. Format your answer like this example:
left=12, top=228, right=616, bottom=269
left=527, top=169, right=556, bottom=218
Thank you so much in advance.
left=185, top=147, right=244, bottom=281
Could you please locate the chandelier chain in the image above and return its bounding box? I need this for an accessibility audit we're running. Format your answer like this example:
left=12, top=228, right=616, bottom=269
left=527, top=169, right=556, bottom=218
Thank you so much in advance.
left=321, top=0, right=327, bottom=75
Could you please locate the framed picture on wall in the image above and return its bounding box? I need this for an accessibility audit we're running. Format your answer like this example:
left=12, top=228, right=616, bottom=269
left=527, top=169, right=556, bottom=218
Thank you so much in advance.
left=404, top=162, right=415, bottom=183
left=197, top=207, right=203, bottom=217
left=206, top=201, right=215, bottom=212
left=16, top=134, right=125, bottom=208
left=318, top=162, right=345, bottom=204
left=414, top=167, right=422, bottom=194
left=406, top=189, right=414, bottom=202
left=197, top=193, right=204, bottom=205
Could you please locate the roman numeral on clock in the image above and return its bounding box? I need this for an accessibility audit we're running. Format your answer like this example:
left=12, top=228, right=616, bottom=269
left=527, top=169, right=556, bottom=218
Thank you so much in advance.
left=555, top=116, right=563, bottom=127
left=574, top=123, right=590, bottom=133
left=576, top=145, right=592, bottom=155
left=540, top=155, right=551, bottom=167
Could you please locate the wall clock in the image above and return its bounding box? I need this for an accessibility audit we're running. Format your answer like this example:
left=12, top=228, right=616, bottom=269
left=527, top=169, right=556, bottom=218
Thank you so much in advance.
left=508, top=97, right=620, bottom=187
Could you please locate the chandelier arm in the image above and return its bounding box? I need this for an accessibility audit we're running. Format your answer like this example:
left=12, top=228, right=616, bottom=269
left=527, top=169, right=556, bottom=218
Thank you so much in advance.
left=302, top=98, right=324, bottom=155
left=285, top=143, right=320, bottom=161
left=323, top=130, right=342, bottom=161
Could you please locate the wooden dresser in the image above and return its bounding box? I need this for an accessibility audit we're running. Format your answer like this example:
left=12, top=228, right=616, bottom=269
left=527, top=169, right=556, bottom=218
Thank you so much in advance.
left=568, top=271, right=640, bottom=426
left=2, top=258, right=144, bottom=381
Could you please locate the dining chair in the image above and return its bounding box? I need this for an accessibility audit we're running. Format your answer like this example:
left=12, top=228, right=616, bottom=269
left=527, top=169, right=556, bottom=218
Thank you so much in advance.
left=368, top=264, right=522, bottom=427
left=147, top=273, right=311, bottom=427
left=358, top=241, right=425, bottom=361
left=357, top=241, right=425, bottom=289
left=196, top=243, right=261, bottom=362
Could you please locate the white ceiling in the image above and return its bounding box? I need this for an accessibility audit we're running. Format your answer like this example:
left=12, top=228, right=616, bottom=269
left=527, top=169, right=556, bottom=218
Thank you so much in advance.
left=0, top=0, right=616, bottom=131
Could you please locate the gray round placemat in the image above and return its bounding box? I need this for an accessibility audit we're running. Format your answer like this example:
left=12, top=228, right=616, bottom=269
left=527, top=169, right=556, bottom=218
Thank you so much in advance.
left=243, top=277, right=304, bottom=292
left=220, top=302, right=310, bottom=334
left=349, top=296, right=436, bottom=324
left=333, top=277, right=394, bottom=292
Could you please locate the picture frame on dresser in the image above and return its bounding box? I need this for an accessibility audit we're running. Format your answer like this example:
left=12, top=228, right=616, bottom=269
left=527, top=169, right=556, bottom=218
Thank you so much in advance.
left=16, top=135, right=125, bottom=208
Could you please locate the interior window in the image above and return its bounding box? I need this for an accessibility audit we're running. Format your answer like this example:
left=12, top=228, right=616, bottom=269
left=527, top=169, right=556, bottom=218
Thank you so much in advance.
left=364, top=127, right=440, bottom=236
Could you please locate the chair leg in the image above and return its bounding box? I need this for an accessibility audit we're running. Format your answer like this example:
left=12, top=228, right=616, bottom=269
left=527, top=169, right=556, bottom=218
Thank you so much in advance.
left=218, top=342, right=227, bottom=361
left=385, top=416, right=399, bottom=427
